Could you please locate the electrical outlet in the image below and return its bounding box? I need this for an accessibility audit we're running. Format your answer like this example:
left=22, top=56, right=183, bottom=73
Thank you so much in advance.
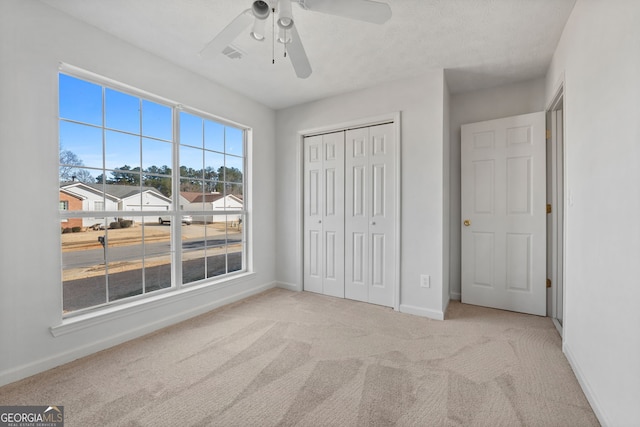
left=420, top=274, right=430, bottom=288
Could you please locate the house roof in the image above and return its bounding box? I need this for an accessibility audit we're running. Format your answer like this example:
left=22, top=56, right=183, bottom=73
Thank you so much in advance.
left=180, top=191, right=244, bottom=204
left=59, top=188, right=85, bottom=200
left=180, top=191, right=223, bottom=203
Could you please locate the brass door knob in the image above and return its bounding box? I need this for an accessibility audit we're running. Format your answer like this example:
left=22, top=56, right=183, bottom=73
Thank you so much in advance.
left=463, top=219, right=471, bottom=227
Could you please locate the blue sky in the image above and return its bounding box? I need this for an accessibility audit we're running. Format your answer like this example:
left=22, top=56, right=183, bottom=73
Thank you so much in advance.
left=59, top=74, right=243, bottom=181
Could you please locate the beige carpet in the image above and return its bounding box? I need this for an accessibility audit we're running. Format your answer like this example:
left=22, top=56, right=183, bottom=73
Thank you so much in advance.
left=0, top=289, right=598, bottom=426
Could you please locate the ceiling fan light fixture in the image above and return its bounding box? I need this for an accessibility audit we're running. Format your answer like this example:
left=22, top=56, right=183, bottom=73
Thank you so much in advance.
left=250, top=16, right=267, bottom=40
left=277, top=0, right=294, bottom=29
left=277, top=27, right=291, bottom=44
left=249, top=0, right=270, bottom=40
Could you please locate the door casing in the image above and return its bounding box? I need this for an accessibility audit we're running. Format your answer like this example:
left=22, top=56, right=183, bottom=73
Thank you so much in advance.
left=546, top=82, right=566, bottom=334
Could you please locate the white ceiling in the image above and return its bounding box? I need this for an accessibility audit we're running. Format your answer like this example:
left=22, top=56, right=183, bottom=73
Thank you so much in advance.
left=40, top=0, right=576, bottom=110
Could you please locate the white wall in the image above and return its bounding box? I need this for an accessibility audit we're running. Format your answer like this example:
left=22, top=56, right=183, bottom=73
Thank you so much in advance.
left=275, top=72, right=448, bottom=319
left=544, top=1, right=640, bottom=425
left=0, top=0, right=276, bottom=386
left=448, top=78, right=546, bottom=299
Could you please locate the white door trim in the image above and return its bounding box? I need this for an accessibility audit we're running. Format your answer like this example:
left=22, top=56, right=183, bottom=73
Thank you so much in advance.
left=546, top=80, right=566, bottom=335
left=297, top=112, right=402, bottom=311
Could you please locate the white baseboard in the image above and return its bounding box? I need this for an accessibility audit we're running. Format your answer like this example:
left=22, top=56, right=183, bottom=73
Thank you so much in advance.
left=276, top=281, right=302, bottom=292
left=563, top=343, right=609, bottom=427
left=400, top=304, right=444, bottom=320
left=0, top=281, right=276, bottom=388
left=450, top=291, right=461, bottom=301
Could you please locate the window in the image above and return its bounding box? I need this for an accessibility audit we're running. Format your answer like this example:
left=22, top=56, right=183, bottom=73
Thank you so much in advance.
left=58, top=70, right=247, bottom=315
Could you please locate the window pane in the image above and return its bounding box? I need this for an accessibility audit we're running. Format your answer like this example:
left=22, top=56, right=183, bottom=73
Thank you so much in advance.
left=62, top=217, right=108, bottom=313
left=180, top=178, right=204, bottom=196
left=105, top=130, right=140, bottom=171
left=225, top=126, right=243, bottom=156
left=145, top=256, right=172, bottom=293
left=142, top=215, right=173, bottom=293
left=203, top=179, right=218, bottom=195
left=204, top=120, right=224, bottom=152
left=223, top=156, right=243, bottom=183
left=143, top=174, right=172, bottom=199
left=142, top=216, right=172, bottom=256
left=105, top=171, right=141, bottom=193
left=59, top=121, right=103, bottom=171
left=228, top=215, right=244, bottom=273
left=105, top=88, right=140, bottom=133
left=59, top=74, right=102, bottom=126
left=108, top=259, right=143, bottom=302
left=180, top=145, right=203, bottom=178
left=203, top=166, right=218, bottom=182
left=205, top=220, right=227, bottom=278
left=179, top=112, right=203, bottom=148
left=183, top=216, right=222, bottom=284
left=142, top=138, right=172, bottom=172
left=225, top=183, right=244, bottom=201
left=142, top=100, right=172, bottom=141
left=105, top=221, right=143, bottom=301
left=205, top=151, right=224, bottom=178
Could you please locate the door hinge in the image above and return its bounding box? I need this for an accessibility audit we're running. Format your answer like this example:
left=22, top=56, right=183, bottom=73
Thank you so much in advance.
left=546, top=129, right=551, bottom=139
left=546, top=278, right=552, bottom=288
left=546, top=204, right=552, bottom=214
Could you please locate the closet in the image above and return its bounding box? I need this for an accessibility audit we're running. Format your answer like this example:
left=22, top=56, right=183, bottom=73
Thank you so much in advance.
left=303, top=122, right=397, bottom=307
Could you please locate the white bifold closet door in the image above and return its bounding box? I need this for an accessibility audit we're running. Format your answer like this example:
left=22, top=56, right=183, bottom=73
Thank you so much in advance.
left=344, top=123, right=396, bottom=307
left=303, top=131, right=345, bottom=298
left=303, top=123, right=396, bottom=308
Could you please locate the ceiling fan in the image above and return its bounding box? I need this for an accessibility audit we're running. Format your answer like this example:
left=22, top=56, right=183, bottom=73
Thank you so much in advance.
left=200, top=0, right=392, bottom=79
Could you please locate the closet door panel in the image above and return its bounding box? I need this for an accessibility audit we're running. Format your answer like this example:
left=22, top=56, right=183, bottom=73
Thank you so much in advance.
left=345, top=128, right=370, bottom=302
left=368, top=123, right=395, bottom=307
left=321, top=132, right=345, bottom=298
left=304, top=135, right=324, bottom=294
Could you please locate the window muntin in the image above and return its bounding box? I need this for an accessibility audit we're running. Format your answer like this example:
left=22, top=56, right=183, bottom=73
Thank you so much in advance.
left=59, top=72, right=247, bottom=315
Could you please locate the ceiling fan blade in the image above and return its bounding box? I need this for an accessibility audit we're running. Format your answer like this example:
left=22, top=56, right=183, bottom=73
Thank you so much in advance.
left=200, top=9, right=253, bottom=59
left=287, top=25, right=312, bottom=78
left=298, top=0, right=391, bottom=24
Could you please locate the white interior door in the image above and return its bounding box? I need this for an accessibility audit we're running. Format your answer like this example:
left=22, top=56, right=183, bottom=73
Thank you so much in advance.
left=461, top=112, right=546, bottom=316
left=303, top=132, right=344, bottom=298
left=345, top=123, right=396, bottom=307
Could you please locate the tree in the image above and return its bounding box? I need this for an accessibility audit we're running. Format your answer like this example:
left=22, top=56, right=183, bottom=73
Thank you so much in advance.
left=143, top=165, right=172, bottom=197
left=216, top=166, right=243, bottom=196
left=108, top=165, right=141, bottom=186
left=59, top=148, right=94, bottom=183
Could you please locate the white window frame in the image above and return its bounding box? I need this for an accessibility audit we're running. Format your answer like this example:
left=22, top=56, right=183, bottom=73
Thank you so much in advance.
left=57, top=63, right=250, bottom=319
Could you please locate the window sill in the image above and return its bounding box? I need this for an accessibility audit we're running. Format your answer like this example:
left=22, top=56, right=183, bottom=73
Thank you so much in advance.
left=50, top=271, right=256, bottom=337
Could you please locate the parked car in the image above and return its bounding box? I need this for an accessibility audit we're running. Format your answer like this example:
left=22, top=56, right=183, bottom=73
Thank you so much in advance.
left=158, top=215, right=192, bottom=225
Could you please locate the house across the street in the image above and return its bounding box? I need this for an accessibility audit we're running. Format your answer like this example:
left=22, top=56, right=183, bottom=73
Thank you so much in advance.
left=59, top=182, right=172, bottom=227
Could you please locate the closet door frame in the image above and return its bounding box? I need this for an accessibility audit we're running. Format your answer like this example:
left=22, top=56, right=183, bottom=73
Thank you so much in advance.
left=297, top=112, right=402, bottom=311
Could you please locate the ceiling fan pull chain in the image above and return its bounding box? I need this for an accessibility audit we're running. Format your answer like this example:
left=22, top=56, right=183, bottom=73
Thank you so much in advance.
left=272, top=7, right=276, bottom=64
